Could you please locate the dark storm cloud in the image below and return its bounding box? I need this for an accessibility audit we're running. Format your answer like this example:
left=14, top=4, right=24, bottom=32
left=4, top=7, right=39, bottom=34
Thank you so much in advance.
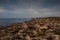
left=0, top=0, right=60, bottom=8
left=0, top=0, right=60, bottom=18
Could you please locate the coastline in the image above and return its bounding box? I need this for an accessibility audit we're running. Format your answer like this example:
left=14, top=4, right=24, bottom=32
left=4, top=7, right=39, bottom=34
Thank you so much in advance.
left=0, top=17, right=60, bottom=40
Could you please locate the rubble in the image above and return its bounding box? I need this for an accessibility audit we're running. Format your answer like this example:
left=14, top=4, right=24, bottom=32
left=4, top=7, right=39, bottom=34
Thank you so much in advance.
left=0, top=17, right=60, bottom=40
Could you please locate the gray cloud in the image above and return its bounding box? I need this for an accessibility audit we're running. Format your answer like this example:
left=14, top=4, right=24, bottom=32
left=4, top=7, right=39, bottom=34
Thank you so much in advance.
left=0, top=0, right=60, bottom=18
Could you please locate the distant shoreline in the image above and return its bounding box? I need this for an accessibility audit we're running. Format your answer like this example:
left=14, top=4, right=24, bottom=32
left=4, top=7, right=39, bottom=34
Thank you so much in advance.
left=0, top=17, right=60, bottom=27
left=0, top=18, right=31, bottom=26
left=0, top=17, right=60, bottom=40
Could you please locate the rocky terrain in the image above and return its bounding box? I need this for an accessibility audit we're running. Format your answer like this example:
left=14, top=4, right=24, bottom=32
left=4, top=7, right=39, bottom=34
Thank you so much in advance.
left=0, top=17, right=60, bottom=40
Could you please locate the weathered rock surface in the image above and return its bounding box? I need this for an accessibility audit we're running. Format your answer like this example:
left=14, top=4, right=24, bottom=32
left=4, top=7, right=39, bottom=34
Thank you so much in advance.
left=0, top=17, right=60, bottom=40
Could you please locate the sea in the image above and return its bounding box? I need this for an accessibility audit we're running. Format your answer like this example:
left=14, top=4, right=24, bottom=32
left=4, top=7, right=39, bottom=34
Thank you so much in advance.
left=0, top=18, right=31, bottom=26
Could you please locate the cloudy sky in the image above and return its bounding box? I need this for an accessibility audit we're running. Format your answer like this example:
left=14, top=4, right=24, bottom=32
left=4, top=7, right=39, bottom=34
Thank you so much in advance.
left=0, top=0, right=60, bottom=18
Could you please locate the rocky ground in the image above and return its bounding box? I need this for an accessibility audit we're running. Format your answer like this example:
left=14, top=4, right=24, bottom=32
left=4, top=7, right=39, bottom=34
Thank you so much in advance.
left=0, top=17, right=60, bottom=40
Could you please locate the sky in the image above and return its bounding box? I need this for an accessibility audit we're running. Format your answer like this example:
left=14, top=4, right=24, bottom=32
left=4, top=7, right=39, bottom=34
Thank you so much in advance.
left=0, top=0, right=60, bottom=18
